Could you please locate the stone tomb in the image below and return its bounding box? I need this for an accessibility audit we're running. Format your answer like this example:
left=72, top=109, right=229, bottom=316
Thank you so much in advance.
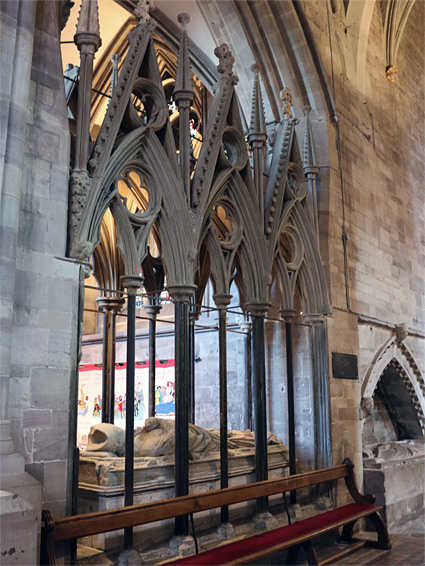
left=78, top=419, right=289, bottom=551
left=363, top=440, right=425, bottom=528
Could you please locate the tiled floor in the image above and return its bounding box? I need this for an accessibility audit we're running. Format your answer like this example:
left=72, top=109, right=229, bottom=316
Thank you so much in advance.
left=332, top=516, right=425, bottom=566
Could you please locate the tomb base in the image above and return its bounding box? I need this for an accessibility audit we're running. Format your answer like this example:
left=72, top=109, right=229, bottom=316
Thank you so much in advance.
left=78, top=445, right=289, bottom=551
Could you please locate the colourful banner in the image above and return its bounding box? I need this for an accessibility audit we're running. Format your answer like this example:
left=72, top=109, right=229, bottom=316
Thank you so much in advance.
left=77, top=360, right=175, bottom=450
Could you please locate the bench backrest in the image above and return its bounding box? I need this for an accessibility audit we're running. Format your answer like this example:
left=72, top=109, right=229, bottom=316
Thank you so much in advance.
left=49, top=463, right=350, bottom=543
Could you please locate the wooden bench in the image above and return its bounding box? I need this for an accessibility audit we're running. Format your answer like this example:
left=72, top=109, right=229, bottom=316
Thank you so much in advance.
left=40, top=459, right=390, bottom=565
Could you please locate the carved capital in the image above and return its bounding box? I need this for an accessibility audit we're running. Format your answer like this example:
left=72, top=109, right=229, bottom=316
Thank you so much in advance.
left=96, top=296, right=125, bottom=313
left=280, top=309, right=297, bottom=322
left=121, top=275, right=144, bottom=294
left=167, top=284, right=197, bottom=303
left=213, top=293, right=232, bottom=310
left=245, top=302, right=271, bottom=317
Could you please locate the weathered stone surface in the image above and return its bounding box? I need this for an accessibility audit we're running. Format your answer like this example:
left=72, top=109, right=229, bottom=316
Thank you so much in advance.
left=0, top=491, right=38, bottom=566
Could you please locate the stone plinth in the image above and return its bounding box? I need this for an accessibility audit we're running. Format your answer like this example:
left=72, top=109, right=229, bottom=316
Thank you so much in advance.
left=363, top=440, right=425, bottom=528
left=78, top=445, right=289, bottom=551
left=0, top=491, right=38, bottom=565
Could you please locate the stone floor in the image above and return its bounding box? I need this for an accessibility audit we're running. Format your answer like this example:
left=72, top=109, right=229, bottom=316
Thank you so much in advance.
left=331, top=515, right=425, bottom=566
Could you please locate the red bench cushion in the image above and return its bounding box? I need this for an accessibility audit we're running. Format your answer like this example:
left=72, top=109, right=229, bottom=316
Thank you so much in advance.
left=164, top=504, right=377, bottom=565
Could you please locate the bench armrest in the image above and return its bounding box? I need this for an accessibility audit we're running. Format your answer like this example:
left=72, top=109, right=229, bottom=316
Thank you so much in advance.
left=342, top=458, right=375, bottom=504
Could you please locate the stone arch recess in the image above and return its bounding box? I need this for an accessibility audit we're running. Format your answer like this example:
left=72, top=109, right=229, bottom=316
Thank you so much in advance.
left=362, top=338, right=425, bottom=434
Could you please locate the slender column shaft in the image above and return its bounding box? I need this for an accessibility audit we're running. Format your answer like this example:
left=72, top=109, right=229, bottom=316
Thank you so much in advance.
left=174, top=300, right=190, bottom=536
left=252, top=315, right=268, bottom=513
left=148, top=315, right=156, bottom=417
left=109, top=311, right=117, bottom=422
left=179, top=103, right=191, bottom=207
left=101, top=311, right=112, bottom=423
left=124, top=294, right=136, bottom=549
left=100, top=308, right=118, bottom=424
left=246, top=330, right=253, bottom=431
left=252, top=142, right=264, bottom=221
left=189, top=313, right=195, bottom=424
left=74, top=49, right=95, bottom=170
left=285, top=321, right=296, bottom=504
left=311, top=321, right=332, bottom=470
left=218, top=308, right=229, bottom=523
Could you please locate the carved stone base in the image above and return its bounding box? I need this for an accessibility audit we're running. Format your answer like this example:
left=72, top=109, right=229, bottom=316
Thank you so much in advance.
left=253, top=512, right=279, bottom=530
left=217, top=522, right=235, bottom=539
left=169, top=535, right=196, bottom=556
left=117, top=549, right=142, bottom=565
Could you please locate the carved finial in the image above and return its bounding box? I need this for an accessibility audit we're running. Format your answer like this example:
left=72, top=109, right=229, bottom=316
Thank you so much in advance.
left=75, top=0, right=101, bottom=46
left=173, top=13, right=193, bottom=99
left=214, top=44, right=236, bottom=77
left=177, top=12, right=190, bottom=29
left=280, top=87, right=293, bottom=119
left=302, top=105, right=318, bottom=170
left=134, top=0, right=155, bottom=25
left=385, top=64, right=398, bottom=84
left=248, top=63, right=267, bottom=140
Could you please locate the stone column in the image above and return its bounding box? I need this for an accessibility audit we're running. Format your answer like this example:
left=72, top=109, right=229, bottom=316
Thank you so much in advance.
left=281, top=309, right=297, bottom=503
left=246, top=303, right=271, bottom=517
left=239, top=319, right=253, bottom=431
left=144, top=299, right=161, bottom=418
left=189, top=303, right=200, bottom=424
left=121, top=276, right=143, bottom=550
left=307, top=314, right=332, bottom=470
left=214, top=294, right=232, bottom=526
left=96, top=297, right=125, bottom=424
left=168, top=285, right=196, bottom=537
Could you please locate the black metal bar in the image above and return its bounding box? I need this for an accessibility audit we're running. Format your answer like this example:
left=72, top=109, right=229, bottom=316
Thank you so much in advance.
left=99, top=304, right=119, bottom=424
left=109, top=310, right=117, bottom=424
left=174, top=300, right=190, bottom=536
left=189, top=310, right=195, bottom=424
left=218, top=308, right=229, bottom=524
left=62, top=74, right=112, bottom=98
left=252, top=314, right=268, bottom=513
left=285, top=321, right=296, bottom=504
left=148, top=315, right=156, bottom=417
left=246, top=328, right=253, bottom=431
left=124, top=294, right=136, bottom=549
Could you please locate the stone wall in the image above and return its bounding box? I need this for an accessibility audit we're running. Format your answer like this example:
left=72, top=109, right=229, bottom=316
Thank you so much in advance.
left=300, top=0, right=425, bottom=490
left=0, top=0, right=80, bottom=522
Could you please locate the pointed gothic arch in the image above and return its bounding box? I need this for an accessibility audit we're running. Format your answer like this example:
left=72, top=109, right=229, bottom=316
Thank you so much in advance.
left=362, top=338, right=425, bottom=435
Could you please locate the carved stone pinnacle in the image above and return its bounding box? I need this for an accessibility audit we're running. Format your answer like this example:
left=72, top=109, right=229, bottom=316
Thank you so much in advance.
left=214, top=44, right=235, bottom=77
left=251, top=63, right=262, bottom=74
left=134, top=0, right=154, bottom=25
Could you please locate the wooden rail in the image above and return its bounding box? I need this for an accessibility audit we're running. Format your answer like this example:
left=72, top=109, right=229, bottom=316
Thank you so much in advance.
left=41, top=459, right=390, bottom=565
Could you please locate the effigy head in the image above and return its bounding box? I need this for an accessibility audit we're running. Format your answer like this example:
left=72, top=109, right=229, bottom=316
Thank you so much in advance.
left=86, top=422, right=125, bottom=456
